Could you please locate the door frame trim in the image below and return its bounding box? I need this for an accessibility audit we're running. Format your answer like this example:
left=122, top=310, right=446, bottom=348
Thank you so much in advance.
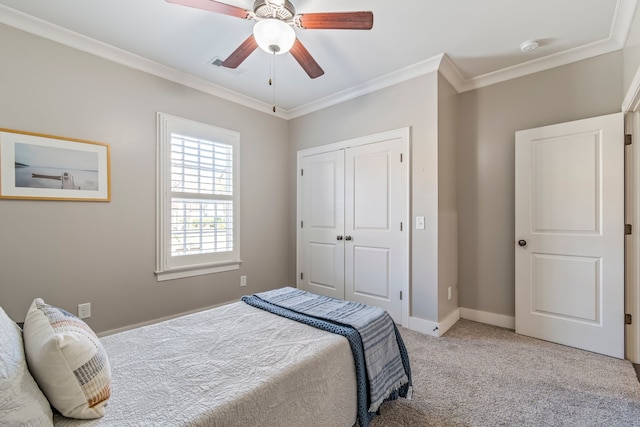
left=296, top=127, right=411, bottom=326
left=624, top=64, right=640, bottom=361
left=625, top=110, right=640, bottom=363
left=622, top=61, right=640, bottom=363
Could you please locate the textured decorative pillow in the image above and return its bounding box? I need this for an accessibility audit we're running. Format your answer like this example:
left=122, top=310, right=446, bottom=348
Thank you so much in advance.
left=0, top=306, right=53, bottom=426
left=23, top=298, right=111, bottom=419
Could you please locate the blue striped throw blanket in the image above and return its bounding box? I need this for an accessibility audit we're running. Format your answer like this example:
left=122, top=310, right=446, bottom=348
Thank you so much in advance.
left=242, top=287, right=411, bottom=427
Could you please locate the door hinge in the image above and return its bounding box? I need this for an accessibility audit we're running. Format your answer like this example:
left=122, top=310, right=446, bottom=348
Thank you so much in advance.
left=301, top=169, right=304, bottom=176
left=300, top=272, right=304, bottom=280
left=626, top=224, right=632, bottom=235
left=400, top=222, right=403, bottom=231
left=400, top=291, right=403, bottom=301
left=625, top=134, right=633, bottom=146
left=301, top=221, right=303, bottom=228
left=626, top=313, right=632, bottom=325
left=400, top=153, right=403, bottom=163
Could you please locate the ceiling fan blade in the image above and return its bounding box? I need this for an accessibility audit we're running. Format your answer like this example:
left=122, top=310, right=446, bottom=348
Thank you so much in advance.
left=165, top=0, right=251, bottom=19
left=221, top=35, right=258, bottom=68
left=290, top=38, right=324, bottom=79
left=297, top=11, right=373, bottom=30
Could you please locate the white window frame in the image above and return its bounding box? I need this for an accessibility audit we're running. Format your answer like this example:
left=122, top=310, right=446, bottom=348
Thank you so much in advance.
left=156, top=112, right=241, bottom=281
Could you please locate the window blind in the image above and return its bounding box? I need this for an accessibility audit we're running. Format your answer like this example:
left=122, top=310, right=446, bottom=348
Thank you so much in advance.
left=170, top=134, right=233, bottom=257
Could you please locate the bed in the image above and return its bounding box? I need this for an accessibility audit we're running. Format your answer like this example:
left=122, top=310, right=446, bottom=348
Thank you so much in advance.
left=1, top=288, right=411, bottom=427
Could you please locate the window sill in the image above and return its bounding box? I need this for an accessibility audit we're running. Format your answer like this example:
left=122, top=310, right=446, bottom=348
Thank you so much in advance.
left=155, top=261, right=241, bottom=282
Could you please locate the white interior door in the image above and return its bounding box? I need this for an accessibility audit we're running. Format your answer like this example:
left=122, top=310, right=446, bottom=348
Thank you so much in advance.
left=515, top=113, right=624, bottom=358
left=344, top=139, right=404, bottom=322
left=299, top=150, right=345, bottom=299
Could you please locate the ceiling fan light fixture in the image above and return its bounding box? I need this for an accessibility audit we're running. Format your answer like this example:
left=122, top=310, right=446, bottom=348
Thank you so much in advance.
left=253, top=18, right=296, bottom=54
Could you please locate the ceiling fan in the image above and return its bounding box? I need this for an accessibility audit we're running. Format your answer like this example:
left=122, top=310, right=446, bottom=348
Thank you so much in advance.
left=166, top=0, right=374, bottom=79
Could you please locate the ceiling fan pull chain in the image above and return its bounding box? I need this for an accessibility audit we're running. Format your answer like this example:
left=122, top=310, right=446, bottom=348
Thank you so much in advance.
left=271, top=51, right=276, bottom=113
left=268, top=46, right=273, bottom=88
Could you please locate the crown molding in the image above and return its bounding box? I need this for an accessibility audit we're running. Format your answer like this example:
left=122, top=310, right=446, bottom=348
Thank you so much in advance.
left=611, top=0, right=639, bottom=45
left=286, top=54, right=443, bottom=119
left=1, top=0, right=636, bottom=119
left=437, top=54, right=467, bottom=92
left=623, top=65, right=640, bottom=112
left=0, top=5, right=286, bottom=118
left=458, top=37, right=623, bottom=93
left=446, top=0, right=637, bottom=93
left=289, top=0, right=638, bottom=115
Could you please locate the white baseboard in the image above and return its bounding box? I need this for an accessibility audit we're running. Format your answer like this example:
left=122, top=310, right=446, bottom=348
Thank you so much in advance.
left=97, top=299, right=239, bottom=337
left=99, top=301, right=514, bottom=342
left=439, top=308, right=461, bottom=335
left=459, top=307, right=515, bottom=330
left=408, top=316, right=441, bottom=337
left=407, top=309, right=460, bottom=337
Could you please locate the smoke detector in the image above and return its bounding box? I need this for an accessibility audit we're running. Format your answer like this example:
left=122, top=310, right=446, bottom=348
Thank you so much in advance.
left=520, top=40, right=539, bottom=53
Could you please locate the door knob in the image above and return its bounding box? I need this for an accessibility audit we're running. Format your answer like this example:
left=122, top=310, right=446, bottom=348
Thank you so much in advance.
left=518, top=239, right=527, bottom=247
left=337, top=235, right=343, bottom=241
left=345, top=236, right=352, bottom=241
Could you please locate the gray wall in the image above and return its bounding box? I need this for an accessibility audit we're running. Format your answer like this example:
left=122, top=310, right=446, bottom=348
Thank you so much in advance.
left=457, top=52, right=624, bottom=317
left=289, top=52, right=625, bottom=323
left=0, top=24, right=291, bottom=333
left=437, top=74, right=459, bottom=321
left=0, top=19, right=633, bottom=333
left=289, top=72, right=442, bottom=321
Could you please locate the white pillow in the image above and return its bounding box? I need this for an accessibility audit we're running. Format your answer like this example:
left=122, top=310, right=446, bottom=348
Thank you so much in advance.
left=23, top=298, right=111, bottom=419
left=0, top=306, right=53, bottom=426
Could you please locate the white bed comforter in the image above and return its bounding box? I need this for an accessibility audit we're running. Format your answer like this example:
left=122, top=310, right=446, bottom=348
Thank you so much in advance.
left=53, top=302, right=357, bottom=427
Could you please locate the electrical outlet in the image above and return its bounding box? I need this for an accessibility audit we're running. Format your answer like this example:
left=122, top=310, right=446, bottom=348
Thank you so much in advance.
left=447, top=287, right=452, bottom=300
left=240, top=275, right=247, bottom=287
left=78, top=303, right=91, bottom=319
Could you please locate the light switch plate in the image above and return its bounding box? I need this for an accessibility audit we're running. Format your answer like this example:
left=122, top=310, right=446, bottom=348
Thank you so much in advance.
left=416, top=216, right=425, bottom=230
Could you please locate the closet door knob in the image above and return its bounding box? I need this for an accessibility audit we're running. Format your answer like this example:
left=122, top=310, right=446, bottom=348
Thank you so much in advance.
left=518, top=239, right=527, bottom=247
left=337, top=235, right=343, bottom=241
left=345, top=236, right=352, bottom=241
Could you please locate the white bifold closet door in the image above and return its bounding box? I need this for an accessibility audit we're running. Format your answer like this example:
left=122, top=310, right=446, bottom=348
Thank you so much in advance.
left=299, top=137, right=406, bottom=323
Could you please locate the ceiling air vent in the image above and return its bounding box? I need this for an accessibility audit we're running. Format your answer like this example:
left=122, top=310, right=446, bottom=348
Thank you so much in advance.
left=209, top=57, right=246, bottom=75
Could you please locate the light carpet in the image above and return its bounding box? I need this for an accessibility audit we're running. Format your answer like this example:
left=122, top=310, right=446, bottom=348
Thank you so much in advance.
left=370, top=319, right=640, bottom=426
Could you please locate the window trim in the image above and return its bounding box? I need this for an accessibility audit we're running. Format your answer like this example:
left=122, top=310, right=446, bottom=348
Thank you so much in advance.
left=156, top=112, right=241, bottom=281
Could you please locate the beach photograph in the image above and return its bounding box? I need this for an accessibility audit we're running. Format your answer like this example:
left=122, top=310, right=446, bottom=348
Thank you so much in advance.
left=14, top=142, right=99, bottom=191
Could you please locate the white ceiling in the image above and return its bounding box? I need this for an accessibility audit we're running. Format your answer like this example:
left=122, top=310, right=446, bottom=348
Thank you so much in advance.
left=0, top=0, right=637, bottom=118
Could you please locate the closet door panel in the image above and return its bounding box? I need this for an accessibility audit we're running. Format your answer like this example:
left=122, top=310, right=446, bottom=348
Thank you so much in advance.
left=345, top=138, right=403, bottom=321
left=353, top=247, right=390, bottom=297
left=299, top=150, right=345, bottom=299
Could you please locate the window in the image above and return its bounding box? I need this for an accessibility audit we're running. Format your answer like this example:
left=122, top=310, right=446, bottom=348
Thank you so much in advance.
left=156, top=113, right=240, bottom=281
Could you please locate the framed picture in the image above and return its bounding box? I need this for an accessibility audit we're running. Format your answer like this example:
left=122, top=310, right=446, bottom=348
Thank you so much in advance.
left=0, top=128, right=111, bottom=201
